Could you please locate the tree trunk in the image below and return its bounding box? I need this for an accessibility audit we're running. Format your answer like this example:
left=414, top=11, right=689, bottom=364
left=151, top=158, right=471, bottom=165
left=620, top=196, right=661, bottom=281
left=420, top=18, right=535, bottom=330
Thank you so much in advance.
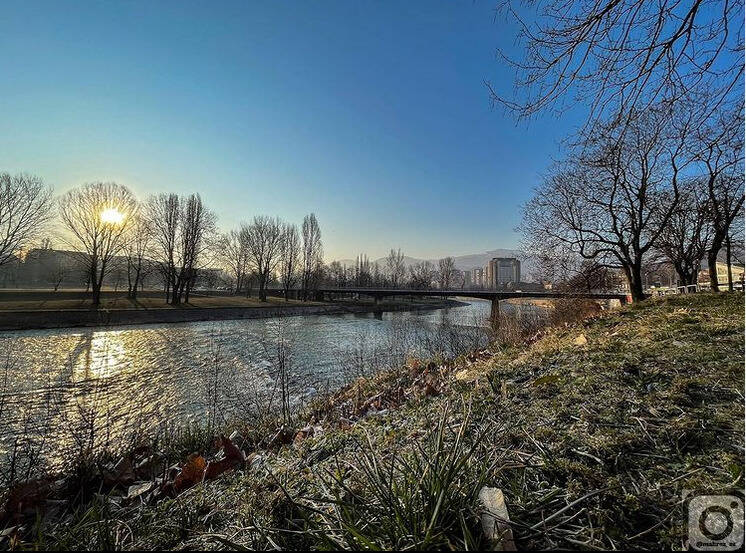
left=674, top=262, right=698, bottom=289
left=726, top=232, right=733, bottom=292
left=707, top=247, right=721, bottom=292
left=91, top=281, right=101, bottom=306
left=130, top=270, right=140, bottom=300
left=259, top=274, right=267, bottom=302
left=171, top=276, right=181, bottom=304
left=90, top=260, right=100, bottom=306
left=623, top=262, right=645, bottom=302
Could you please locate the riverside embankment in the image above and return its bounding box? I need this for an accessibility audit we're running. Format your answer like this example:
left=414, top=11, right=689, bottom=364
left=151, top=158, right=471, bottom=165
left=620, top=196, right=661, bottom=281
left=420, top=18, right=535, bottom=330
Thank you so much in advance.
left=0, top=288, right=466, bottom=330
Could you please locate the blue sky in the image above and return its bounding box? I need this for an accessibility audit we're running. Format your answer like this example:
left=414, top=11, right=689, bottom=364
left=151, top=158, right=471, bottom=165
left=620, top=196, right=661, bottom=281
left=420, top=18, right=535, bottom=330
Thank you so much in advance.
left=0, top=0, right=581, bottom=260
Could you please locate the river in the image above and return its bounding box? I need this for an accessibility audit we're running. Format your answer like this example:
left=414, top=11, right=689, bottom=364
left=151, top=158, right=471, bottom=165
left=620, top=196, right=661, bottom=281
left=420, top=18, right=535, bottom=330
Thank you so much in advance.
left=0, top=299, right=541, bottom=469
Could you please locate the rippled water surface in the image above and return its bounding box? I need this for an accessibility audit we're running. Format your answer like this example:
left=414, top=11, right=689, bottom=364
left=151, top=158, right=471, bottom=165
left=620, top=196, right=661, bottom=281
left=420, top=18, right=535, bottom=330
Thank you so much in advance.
left=0, top=299, right=534, bottom=465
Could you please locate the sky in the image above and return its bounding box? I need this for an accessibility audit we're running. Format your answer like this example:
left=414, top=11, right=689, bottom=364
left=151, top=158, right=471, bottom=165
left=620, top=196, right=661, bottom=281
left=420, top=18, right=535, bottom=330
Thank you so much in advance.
left=0, top=0, right=583, bottom=261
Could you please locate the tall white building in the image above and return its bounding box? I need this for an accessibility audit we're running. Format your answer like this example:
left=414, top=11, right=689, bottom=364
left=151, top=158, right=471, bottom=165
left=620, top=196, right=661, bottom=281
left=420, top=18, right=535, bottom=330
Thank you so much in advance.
left=484, top=257, right=521, bottom=288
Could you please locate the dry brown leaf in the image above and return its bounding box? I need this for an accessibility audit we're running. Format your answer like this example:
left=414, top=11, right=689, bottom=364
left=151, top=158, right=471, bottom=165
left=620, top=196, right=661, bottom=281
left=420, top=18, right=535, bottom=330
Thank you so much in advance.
left=173, top=454, right=206, bottom=492
left=220, top=434, right=245, bottom=464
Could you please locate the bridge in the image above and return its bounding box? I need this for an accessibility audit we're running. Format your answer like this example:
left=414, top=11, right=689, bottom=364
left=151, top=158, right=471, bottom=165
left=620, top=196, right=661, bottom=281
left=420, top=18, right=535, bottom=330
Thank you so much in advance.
left=269, top=287, right=629, bottom=322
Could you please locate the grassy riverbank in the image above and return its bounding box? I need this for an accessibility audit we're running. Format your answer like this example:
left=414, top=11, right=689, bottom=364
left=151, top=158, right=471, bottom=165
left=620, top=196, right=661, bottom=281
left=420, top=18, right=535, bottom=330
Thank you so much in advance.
left=4, top=293, right=743, bottom=550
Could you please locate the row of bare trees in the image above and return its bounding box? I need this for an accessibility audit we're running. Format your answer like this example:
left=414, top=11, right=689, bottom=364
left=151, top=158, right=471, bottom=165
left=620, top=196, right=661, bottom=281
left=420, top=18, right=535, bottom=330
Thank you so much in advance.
left=0, top=175, right=329, bottom=306
left=323, top=252, right=465, bottom=290
left=498, top=0, right=744, bottom=301
left=55, top=184, right=219, bottom=306
left=219, top=213, right=323, bottom=302
left=145, top=193, right=217, bottom=304
left=520, top=102, right=743, bottom=301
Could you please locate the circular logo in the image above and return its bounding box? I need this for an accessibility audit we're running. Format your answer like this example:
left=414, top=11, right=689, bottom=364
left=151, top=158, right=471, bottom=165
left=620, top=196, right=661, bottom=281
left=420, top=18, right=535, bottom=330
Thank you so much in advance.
left=699, top=505, right=734, bottom=541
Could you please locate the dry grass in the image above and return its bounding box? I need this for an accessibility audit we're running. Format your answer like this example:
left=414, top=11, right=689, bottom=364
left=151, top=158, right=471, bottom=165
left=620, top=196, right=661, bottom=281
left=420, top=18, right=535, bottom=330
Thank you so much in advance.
left=8, top=292, right=745, bottom=550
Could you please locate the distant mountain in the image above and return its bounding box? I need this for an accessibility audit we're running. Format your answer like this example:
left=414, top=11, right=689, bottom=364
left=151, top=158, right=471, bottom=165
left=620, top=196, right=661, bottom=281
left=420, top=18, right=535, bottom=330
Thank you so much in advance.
left=331, top=249, right=539, bottom=281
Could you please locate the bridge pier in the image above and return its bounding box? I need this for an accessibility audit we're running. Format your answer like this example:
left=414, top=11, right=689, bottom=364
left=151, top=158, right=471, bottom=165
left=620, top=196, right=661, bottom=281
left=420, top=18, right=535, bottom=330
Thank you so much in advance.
left=490, top=297, right=500, bottom=327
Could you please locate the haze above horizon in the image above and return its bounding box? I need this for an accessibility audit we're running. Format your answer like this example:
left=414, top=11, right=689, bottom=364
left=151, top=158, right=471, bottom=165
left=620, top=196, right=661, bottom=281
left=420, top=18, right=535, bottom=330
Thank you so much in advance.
left=0, top=0, right=583, bottom=261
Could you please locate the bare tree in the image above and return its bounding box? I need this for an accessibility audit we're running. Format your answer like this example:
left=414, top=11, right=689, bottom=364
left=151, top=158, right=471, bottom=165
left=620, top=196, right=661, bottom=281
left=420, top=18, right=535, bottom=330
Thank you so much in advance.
left=180, top=194, right=216, bottom=303
left=409, top=261, right=436, bottom=289
left=692, top=110, right=745, bottom=290
left=520, top=105, right=689, bottom=302
left=452, top=268, right=466, bottom=289
left=724, top=212, right=745, bottom=290
left=354, top=254, right=372, bottom=287
left=301, top=213, right=323, bottom=300
left=146, top=193, right=179, bottom=301
left=385, top=248, right=406, bottom=288
left=0, top=173, right=53, bottom=267
left=566, top=259, right=616, bottom=293
left=279, top=222, right=301, bottom=300
left=219, top=228, right=250, bottom=294
left=124, top=210, right=152, bottom=299
left=326, top=260, right=348, bottom=287
left=46, top=263, right=66, bottom=292
left=59, top=182, right=137, bottom=306
left=245, top=215, right=283, bottom=302
left=146, top=193, right=216, bottom=304
left=492, top=0, right=744, bottom=125
left=654, top=180, right=712, bottom=286
left=438, top=257, right=456, bottom=289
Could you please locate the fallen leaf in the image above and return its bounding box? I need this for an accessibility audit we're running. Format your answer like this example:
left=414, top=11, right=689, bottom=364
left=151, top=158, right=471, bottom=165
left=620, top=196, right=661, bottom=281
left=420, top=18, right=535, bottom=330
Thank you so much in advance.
left=203, top=459, right=234, bottom=481
left=127, top=481, right=157, bottom=501
left=102, top=457, right=135, bottom=487
left=173, top=454, right=206, bottom=493
left=219, top=434, right=245, bottom=464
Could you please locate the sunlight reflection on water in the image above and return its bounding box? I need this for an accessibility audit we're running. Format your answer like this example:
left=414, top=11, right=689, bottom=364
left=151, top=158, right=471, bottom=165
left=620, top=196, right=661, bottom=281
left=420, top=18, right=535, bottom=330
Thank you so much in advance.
left=0, top=299, right=525, bottom=467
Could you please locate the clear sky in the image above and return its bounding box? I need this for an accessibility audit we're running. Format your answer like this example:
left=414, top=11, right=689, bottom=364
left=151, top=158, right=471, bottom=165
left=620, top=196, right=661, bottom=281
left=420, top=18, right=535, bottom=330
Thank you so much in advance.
left=0, top=0, right=582, bottom=261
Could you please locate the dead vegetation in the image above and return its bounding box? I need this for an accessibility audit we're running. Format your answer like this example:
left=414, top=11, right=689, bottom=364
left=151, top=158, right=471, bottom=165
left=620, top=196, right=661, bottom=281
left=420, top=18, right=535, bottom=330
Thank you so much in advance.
left=2, top=293, right=743, bottom=550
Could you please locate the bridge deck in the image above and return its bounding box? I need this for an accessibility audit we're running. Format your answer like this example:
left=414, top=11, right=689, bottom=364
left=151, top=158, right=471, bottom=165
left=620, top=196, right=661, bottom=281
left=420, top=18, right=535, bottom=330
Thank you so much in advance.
left=313, top=288, right=628, bottom=302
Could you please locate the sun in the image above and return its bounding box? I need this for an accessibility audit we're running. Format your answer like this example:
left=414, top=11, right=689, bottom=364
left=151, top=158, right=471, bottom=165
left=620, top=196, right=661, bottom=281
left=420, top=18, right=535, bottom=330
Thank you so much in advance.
left=100, top=207, right=125, bottom=225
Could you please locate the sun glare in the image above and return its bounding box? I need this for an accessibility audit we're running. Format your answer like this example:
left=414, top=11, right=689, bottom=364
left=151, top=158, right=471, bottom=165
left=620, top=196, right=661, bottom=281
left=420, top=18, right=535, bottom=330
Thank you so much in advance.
left=100, top=207, right=125, bottom=225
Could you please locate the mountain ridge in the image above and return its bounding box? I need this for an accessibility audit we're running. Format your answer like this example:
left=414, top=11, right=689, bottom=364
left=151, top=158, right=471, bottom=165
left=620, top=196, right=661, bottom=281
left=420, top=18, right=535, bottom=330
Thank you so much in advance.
left=332, top=248, right=535, bottom=276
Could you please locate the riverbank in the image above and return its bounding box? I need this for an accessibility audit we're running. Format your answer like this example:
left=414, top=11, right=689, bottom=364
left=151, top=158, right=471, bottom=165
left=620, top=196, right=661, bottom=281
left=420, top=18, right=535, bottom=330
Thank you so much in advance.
left=0, top=297, right=468, bottom=331
left=506, top=296, right=556, bottom=308
left=3, top=293, right=742, bottom=549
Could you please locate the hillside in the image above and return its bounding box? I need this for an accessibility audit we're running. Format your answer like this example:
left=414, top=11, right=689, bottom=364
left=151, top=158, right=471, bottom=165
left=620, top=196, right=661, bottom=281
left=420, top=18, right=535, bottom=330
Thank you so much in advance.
left=20, top=293, right=745, bottom=550
left=334, top=248, right=536, bottom=274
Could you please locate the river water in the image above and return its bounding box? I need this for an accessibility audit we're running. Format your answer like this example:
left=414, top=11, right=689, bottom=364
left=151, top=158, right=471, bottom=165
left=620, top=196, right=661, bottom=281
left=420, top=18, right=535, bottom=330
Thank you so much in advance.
left=0, top=299, right=538, bottom=469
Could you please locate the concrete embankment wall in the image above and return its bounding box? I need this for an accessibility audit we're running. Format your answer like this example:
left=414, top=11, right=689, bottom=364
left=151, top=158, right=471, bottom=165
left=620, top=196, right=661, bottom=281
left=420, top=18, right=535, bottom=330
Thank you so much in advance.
left=0, top=300, right=466, bottom=332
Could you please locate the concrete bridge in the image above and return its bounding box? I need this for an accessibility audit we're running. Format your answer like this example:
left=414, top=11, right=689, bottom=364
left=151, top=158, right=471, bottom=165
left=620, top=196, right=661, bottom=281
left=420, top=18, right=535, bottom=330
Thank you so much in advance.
left=270, top=287, right=629, bottom=322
